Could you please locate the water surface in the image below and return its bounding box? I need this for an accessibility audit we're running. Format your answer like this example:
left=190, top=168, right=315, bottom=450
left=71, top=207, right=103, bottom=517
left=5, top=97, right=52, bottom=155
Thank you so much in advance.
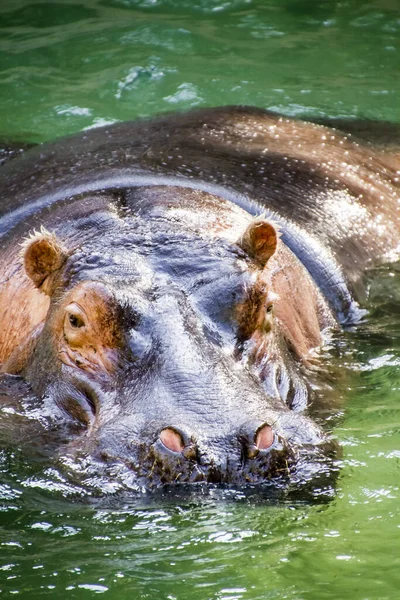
left=0, top=1, right=399, bottom=598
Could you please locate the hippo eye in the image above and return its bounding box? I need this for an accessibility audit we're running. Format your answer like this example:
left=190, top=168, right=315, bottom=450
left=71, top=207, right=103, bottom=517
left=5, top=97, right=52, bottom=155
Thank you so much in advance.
left=266, top=303, right=273, bottom=314
left=68, top=313, right=85, bottom=328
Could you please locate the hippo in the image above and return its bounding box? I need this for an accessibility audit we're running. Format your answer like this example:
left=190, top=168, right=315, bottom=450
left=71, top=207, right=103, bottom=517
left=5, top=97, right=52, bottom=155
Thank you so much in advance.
left=0, top=106, right=399, bottom=492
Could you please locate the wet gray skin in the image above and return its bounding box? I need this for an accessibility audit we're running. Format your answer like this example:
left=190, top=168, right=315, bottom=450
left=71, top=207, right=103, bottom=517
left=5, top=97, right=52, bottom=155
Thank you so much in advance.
left=16, top=188, right=333, bottom=489
left=1, top=107, right=399, bottom=492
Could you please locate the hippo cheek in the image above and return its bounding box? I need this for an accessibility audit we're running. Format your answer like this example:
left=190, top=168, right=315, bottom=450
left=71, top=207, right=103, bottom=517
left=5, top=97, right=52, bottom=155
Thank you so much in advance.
left=41, top=380, right=99, bottom=433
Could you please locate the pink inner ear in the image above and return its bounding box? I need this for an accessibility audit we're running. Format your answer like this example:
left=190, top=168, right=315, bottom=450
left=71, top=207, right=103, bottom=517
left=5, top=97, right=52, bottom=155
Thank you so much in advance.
left=160, top=428, right=185, bottom=453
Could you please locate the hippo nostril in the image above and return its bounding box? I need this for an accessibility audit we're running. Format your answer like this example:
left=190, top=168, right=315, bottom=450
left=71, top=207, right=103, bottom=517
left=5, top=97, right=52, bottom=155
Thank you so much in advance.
left=246, top=444, right=260, bottom=459
left=158, top=428, right=198, bottom=460
left=159, top=428, right=185, bottom=453
left=255, top=423, right=274, bottom=450
left=246, top=423, right=275, bottom=459
left=182, top=444, right=197, bottom=461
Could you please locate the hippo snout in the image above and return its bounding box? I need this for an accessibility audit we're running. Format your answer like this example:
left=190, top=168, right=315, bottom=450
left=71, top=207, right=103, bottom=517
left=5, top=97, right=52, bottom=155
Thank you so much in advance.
left=158, top=423, right=274, bottom=456
left=152, top=422, right=290, bottom=484
left=83, top=410, right=331, bottom=489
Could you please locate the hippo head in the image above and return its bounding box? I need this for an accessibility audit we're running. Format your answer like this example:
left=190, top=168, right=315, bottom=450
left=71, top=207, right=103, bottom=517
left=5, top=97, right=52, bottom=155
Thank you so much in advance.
left=9, top=187, right=337, bottom=491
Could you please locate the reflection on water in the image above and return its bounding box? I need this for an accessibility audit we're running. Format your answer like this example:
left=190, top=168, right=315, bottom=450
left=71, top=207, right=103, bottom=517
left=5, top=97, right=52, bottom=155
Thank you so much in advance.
left=0, top=0, right=399, bottom=142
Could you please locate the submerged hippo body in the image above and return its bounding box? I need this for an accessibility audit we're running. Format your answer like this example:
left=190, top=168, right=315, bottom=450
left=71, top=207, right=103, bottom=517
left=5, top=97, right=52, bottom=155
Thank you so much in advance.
left=0, top=106, right=399, bottom=491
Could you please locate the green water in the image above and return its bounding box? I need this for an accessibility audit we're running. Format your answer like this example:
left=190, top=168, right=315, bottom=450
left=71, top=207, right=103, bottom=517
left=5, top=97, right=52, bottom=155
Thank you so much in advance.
left=1, top=1, right=400, bottom=598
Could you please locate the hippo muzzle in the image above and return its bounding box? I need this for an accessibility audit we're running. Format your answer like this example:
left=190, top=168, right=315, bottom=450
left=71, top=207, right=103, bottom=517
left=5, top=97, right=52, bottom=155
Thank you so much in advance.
left=59, top=369, right=333, bottom=490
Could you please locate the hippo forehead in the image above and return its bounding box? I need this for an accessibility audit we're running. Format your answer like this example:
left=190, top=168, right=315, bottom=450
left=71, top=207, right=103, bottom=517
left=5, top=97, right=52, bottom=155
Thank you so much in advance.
left=69, top=226, right=248, bottom=283
left=63, top=188, right=261, bottom=304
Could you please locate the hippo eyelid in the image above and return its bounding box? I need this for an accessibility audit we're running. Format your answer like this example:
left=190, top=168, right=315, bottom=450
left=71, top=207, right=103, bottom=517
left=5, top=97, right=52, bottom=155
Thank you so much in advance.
left=65, top=302, right=87, bottom=328
left=265, top=291, right=279, bottom=317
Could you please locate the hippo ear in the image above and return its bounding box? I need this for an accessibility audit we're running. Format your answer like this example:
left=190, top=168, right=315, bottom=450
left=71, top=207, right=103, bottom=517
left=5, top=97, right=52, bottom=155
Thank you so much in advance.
left=239, top=220, right=278, bottom=267
left=22, top=228, right=68, bottom=294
